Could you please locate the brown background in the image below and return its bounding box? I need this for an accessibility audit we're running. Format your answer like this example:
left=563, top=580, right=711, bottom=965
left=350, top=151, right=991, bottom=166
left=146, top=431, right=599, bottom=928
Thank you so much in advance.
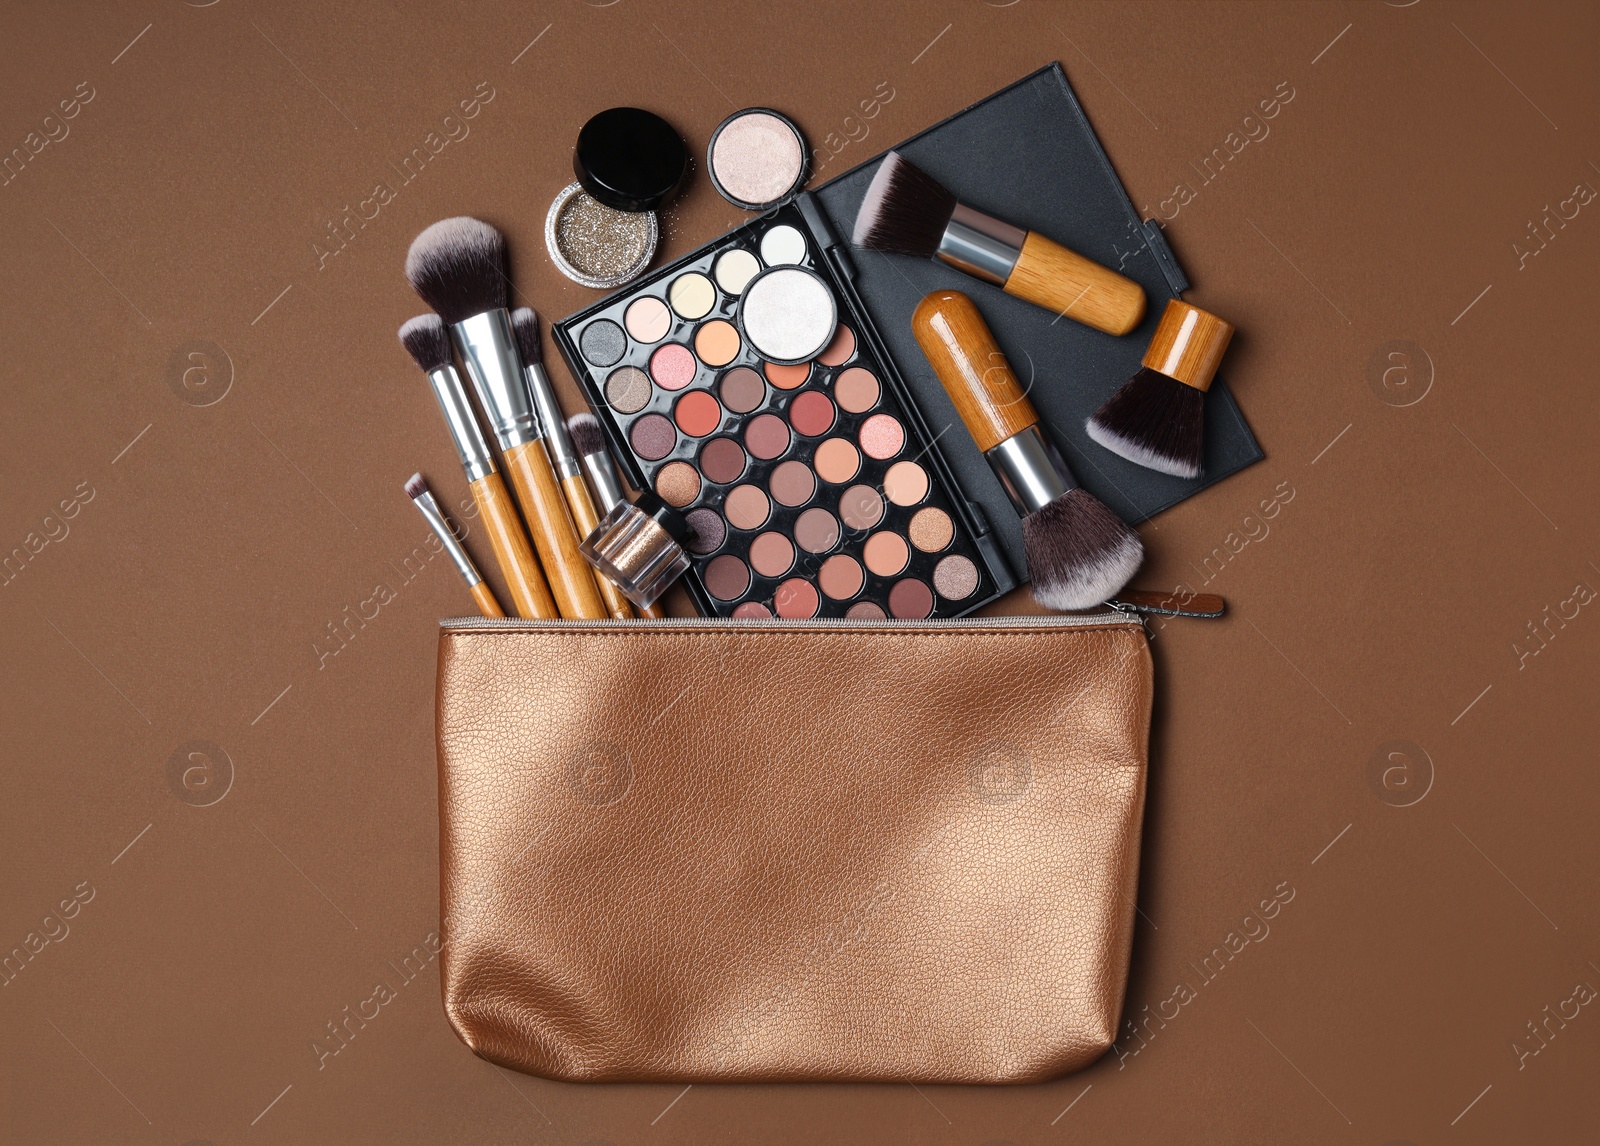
left=4, top=1, right=1597, bottom=1142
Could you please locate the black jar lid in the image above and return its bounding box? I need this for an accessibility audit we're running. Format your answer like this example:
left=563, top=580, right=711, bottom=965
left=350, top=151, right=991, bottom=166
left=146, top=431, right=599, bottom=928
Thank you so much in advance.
left=573, top=108, right=688, bottom=213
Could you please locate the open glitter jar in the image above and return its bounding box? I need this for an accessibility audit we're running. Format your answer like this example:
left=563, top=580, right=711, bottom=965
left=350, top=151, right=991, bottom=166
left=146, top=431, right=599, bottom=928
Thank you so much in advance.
left=545, top=182, right=659, bottom=289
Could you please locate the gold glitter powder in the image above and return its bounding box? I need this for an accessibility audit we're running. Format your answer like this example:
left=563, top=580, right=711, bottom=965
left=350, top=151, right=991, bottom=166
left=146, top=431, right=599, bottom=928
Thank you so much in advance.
left=555, top=190, right=652, bottom=280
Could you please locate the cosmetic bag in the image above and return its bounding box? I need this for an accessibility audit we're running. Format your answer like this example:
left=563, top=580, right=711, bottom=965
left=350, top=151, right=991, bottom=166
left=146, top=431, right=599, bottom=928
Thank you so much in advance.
left=435, top=612, right=1151, bottom=1083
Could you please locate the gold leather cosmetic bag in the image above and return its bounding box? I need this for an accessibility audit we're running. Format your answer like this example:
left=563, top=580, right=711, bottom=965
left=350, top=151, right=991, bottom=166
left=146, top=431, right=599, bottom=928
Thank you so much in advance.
left=436, top=613, right=1151, bottom=1083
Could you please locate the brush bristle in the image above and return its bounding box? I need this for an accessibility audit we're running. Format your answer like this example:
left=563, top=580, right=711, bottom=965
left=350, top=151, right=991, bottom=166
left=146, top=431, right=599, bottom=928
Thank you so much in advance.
left=1086, top=368, right=1206, bottom=479
left=850, top=151, right=957, bottom=258
left=404, top=216, right=508, bottom=323
left=566, top=412, right=606, bottom=458
left=510, top=306, right=542, bottom=366
left=402, top=472, right=428, bottom=500
left=397, top=313, right=452, bottom=373
left=1022, top=489, right=1144, bottom=611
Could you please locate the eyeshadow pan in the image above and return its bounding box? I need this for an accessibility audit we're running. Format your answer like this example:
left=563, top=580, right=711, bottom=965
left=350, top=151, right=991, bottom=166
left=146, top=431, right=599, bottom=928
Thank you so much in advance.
left=668, top=272, right=716, bottom=319
left=859, top=413, right=905, bottom=460
left=704, top=554, right=750, bottom=600
left=725, top=484, right=770, bottom=530
left=889, top=578, right=935, bottom=620
left=685, top=507, right=726, bottom=554
left=745, top=413, right=790, bottom=460
left=813, top=437, right=860, bottom=484
left=580, top=319, right=627, bottom=367
left=863, top=531, right=910, bottom=578
left=695, top=319, right=741, bottom=367
left=769, top=459, right=815, bottom=507
left=732, top=601, right=772, bottom=619
left=765, top=361, right=810, bottom=390
left=819, top=554, right=864, bottom=600
left=709, top=110, right=806, bottom=209
left=846, top=601, right=887, bottom=620
left=624, top=296, right=671, bottom=343
left=699, top=437, right=746, bottom=484
left=749, top=531, right=795, bottom=578
left=933, top=554, right=979, bottom=600
left=774, top=577, right=819, bottom=618
left=655, top=460, right=701, bottom=507
left=794, top=507, right=840, bottom=554
left=719, top=366, right=765, bottom=413
left=760, top=224, right=807, bottom=265
left=788, top=391, right=835, bottom=437
left=839, top=484, right=884, bottom=531
left=909, top=506, right=954, bottom=552
left=629, top=413, right=676, bottom=461
left=741, top=265, right=836, bottom=363
left=606, top=365, right=652, bottom=414
left=714, top=248, right=761, bottom=295
left=834, top=366, right=880, bottom=414
left=674, top=389, right=721, bottom=437
left=650, top=343, right=697, bottom=391
left=818, top=324, right=855, bottom=367
left=883, top=460, right=929, bottom=506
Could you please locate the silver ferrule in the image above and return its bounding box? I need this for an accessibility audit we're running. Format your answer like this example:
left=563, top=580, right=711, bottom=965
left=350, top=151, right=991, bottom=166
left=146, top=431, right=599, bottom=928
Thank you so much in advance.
left=936, top=203, right=1026, bottom=286
left=524, top=363, right=581, bottom=480
left=985, top=425, right=1074, bottom=517
left=579, top=449, right=627, bottom=514
left=451, top=309, right=540, bottom=450
left=426, top=366, right=495, bottom=484
left=411, top=489, right=481, bottom=585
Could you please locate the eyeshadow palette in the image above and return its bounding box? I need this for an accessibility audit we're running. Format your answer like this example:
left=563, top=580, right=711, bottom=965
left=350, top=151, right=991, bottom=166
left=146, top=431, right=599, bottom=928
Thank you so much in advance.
left=553, top=200, right=1015, bottom=619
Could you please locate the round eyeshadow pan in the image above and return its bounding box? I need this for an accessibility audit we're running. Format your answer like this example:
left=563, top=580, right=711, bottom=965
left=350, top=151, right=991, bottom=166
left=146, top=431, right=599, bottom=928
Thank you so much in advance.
left=834, top=366, right=880, bottom=414
left=624, top=296, right=671, bottom=343
left=719, top=366, right=765, bottom=413
left=818, top=324, right=855, bottom=367
left=704, top=554, right=750, bottom=600
left=788, top=391, right=835, bottom=437
left=863, top=531, right=910, bottom=578
left=699, top=437, right=746, bottom=484
left=629, top=413, right=676, bottom=461
left=765, top=361, right=810, bottom=390
left=883, top=460, right=929, bottom=506
left=813, top=437, right=860, bottom=484
left=749, top=531, right=795, bottom=578
left=715, top=248, right=762, bottom=294
left=655, top=460, right=701, bottom=507
left=889, top=578, right=935, bottom=619
left=769, top=459, right=815, bottom=507
left=859, top=413, right=905, bottom=460
left=732, top=601, right=772, bottom=619
left=605, top=365, right=652, bottom=414
left=685, top=508, right=726, bottom=554
left=818, top=554, right=864, bottom=600
left=794, top=507, right=840, bottom=554
left=580, top=319, right=627, bottom=367
left=745, top=413, right=790, bottom=461
left=774, top=577, right=819, bottom=618
left=846, top=601, right=887, bottom=620
left=668, top=272, right=716, bottom=319
left=741, top=266, right=836, bottom=364
left=909, top=506, right=954, bottom=552
left=933, top=554, right=980, bottom=600
left=650, top=342, right=697, bottom=391
left=695, top=319, right=741, bottom=367
left=760, top=224, right=807, bottom=265
left=724, top=484, right=770, bottom=530
left=709, top=110, right=807, bottom=210
left=674, top=389, right=721, bottom=437
left=839, top=484, right=884, bottom=531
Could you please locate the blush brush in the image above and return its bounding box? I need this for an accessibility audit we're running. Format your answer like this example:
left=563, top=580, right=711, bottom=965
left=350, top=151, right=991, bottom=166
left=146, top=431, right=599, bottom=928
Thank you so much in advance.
left=912, top=290, right=1143, bottom=610
left=853, top=151, right=1146, bottom=336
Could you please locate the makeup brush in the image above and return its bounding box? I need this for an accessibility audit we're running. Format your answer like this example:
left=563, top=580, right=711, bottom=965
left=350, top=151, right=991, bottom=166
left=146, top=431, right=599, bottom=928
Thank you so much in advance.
left=405, top=216, right=607, bottom=620
left=403, top=473, right=504, bottom=618
left=510, top=307, right=634, bottom=619
left=567, top=412, right=668, bottom=618
left=397, top=314, right=558, bottom=620
left=1086, top=299, right=1235, bottom=479
left=853, top=151, right=1146, bottom=336
left=912, top=290, right=1143, bottom=610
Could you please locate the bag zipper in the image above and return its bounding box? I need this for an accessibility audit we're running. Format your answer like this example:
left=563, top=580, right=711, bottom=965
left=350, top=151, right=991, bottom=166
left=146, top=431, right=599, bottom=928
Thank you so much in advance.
left=440, top=611, right=1139, bottom=632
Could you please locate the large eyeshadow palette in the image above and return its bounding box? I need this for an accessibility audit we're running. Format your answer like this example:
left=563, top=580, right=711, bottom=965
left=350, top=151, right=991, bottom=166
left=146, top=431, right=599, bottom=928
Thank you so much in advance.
left=553, top=197, right=1016, bottom=619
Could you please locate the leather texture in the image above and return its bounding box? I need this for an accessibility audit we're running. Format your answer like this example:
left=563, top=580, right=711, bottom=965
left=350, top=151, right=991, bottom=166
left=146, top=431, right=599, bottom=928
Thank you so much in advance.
left=436, top=618, right=1152, bottom=1083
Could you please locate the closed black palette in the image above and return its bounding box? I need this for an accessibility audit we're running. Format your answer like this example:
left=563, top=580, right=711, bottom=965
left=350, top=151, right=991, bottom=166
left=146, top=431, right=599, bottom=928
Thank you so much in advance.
left=554, top=202, right=1014, bottom=619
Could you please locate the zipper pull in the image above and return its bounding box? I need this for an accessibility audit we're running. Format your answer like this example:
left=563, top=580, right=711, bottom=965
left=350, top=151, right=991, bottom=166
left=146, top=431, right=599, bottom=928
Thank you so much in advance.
left=1109, top=589, right=1226, bottom=619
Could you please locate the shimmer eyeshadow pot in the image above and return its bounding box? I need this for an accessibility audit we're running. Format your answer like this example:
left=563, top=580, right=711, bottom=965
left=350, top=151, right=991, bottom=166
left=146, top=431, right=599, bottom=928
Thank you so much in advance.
left=554, top=197, right=1015, bottom=619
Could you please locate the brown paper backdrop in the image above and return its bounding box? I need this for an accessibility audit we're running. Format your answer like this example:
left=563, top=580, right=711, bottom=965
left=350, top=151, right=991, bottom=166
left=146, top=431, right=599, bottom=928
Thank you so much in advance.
left=4, top=1, right=1597, bottom=1142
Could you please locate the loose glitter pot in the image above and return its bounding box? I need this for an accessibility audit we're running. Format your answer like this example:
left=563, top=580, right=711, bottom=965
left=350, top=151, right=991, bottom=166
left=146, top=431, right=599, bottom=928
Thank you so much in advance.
left=707, top=108, right=809, bottom=211
left=579, top=491, right=692, bottom=609
left=546, top=182, right=659, bottom=290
